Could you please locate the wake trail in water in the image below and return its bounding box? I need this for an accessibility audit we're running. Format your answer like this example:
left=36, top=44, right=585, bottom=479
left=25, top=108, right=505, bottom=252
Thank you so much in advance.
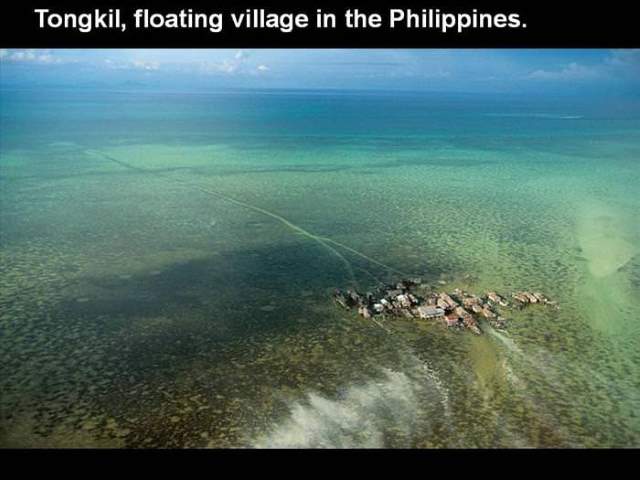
left=356, top=267, right=387, bottom=287
left=486, top=325, right=560, bottom=384
left=86, top=150, right=411, bottom=288
left=321, top=237, right=408, bottom=276
left=486, top=325, right=525, bottom=356
left=486, top=324, right=559, bottom=382
left=190, top=181, right=359, bottom=287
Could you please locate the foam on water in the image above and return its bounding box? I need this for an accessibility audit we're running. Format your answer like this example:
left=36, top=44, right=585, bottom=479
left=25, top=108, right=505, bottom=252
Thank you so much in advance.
left=253, top=369, right=423, bottom=448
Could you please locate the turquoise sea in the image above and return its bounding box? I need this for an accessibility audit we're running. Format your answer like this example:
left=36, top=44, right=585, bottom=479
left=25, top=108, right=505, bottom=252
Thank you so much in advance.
left=1, top=87, right=639, bottom=447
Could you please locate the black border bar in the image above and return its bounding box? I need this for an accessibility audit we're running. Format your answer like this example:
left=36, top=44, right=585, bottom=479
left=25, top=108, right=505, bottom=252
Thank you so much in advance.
left=1, top=0, right=638, bottom=48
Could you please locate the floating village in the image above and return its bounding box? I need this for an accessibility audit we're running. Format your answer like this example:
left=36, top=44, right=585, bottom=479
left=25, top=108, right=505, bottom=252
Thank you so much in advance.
left=332, top=278, right=556, bottom=335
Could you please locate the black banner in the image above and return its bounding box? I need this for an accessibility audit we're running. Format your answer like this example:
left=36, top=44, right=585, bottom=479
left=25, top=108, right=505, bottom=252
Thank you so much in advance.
left=0, top=0, right=638, bottom=48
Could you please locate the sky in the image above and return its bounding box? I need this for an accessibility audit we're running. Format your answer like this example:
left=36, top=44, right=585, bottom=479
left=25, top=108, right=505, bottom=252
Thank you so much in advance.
left=1, top=49, right=639, bottom=96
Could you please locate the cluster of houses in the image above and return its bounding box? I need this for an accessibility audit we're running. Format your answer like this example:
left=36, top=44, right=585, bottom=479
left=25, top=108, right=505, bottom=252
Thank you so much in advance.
left=332, top=279, right=554, bottom=335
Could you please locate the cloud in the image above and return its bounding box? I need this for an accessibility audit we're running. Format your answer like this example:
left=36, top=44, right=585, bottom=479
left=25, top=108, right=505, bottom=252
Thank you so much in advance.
left=218, top=60, right=239, bottom=74
left=103, top=58, right=160, bottom=71
left=234, top=50, right=249, bottom=60
left=2, top=49, right=253, bottom=76
left=527, top=62, right=601, bottom=81
left=102, top=52, right=254, bottom=76
left=605, top=49, right=640, bottom=71
left=103, top=59, right=122, bottom=69
left=526, top=50, right=640, bottom=83
left=194, top=51, right=252, bottom=75
left=0, top=49, right=66, bottom=65
left=131, top=60, right=160, bottom=71
left=197, top=59, right=239, bottom=74
left=2, top=49, right=637, bottom=93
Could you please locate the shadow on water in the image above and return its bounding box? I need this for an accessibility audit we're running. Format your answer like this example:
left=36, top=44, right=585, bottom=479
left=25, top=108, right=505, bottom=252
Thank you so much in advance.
left=0, top=236, right=419, bottom=447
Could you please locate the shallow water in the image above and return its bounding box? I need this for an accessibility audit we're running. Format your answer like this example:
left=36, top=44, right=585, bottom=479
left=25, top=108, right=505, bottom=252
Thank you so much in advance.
left=1, top=88, right=639, bottom=447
